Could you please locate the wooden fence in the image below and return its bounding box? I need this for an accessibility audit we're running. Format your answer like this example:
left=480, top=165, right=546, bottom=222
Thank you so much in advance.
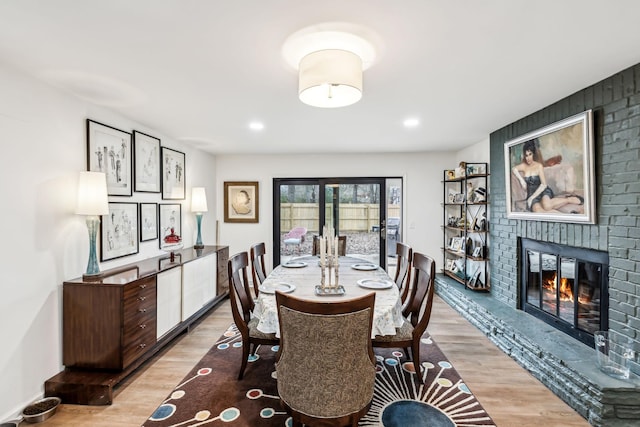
left=280, top=203, right=400, bottom=232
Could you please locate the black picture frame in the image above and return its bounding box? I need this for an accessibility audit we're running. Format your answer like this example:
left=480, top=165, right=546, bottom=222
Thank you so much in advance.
left=161, top=147, right=186, bottom=200
left=87, top=119, right=132, bottom=196
left=139, top=202, right=158, bottom=242
left=100, top=202, right=139, bottom=261
left=159, top=203, right=182, bottom=248
left=133, top=131, right=161, bottom=193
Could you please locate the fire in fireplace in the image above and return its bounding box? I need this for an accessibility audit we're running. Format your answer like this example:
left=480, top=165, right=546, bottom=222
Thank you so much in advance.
left=520, top=238, right=609, bottom=347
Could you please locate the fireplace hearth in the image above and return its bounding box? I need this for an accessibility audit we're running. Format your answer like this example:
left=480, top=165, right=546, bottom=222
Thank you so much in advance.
left=520, top=238, right=608, bottom=347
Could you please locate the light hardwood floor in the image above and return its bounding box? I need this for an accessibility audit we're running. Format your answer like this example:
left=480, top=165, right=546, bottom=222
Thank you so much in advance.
left=38, top=295, right=589, bottom=427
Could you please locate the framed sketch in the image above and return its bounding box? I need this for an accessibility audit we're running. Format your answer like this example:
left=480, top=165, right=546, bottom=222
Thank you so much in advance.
left=472, top=246, right=482, bottom=258
left=159, top=203, right=182, bottom=248
left=504, top=110, right=595, bottom=224
left=133, top=131, right=161, bottom=193
left=139, top=203, right=158, bottom=242
left=453, top=193, right=465, bottom=204
left=100, top=202, right=139, bottom=261
left=161, top=147, right=186, bottom=200
left=450, top=237, right=463, bottom=252
left=87, top=119, right=132, bottom=196
left=224, top=181, right=259, bottom=223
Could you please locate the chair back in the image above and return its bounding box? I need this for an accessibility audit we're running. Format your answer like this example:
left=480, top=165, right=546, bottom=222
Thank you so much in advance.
left=228, top=252, right=255, bottom=330
left=249, top=242, right=267, bottom=295
left=312, top=234, right=347, bottom=256
left=275, top=292, right=376, bottom=424
left=393, top=242, right=413, bottom=306
left=405, top=252, right=436, bottom=339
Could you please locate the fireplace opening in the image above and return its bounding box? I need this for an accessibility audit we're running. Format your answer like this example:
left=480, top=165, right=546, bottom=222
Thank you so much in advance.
left=520, top=238, right=609, bottom=347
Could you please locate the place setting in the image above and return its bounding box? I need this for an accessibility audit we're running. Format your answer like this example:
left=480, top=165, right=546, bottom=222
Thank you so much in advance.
left=258, top=281, right=296, bottom=294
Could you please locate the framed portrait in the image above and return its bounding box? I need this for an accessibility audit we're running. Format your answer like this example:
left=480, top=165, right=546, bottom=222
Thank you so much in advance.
left=139, top=203, right=158, bottom=242
left=133, top=131, right=161, bottom=193
left=161, top=147, right=186, bottom=200
left=450, top=237, right=463, bottom=252
left=87, top=119, right=132, bottom=196
left=100, top=202, right=139, bottom=261
left=224, top=181, right=259, bottom=223
left=504, top=110, right=595, bottom=224
left=159, top=203, right=182, bottom=248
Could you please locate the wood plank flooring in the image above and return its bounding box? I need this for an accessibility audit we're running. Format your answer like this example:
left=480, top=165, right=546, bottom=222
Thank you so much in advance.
left=39, top=295, right=589, bottom=426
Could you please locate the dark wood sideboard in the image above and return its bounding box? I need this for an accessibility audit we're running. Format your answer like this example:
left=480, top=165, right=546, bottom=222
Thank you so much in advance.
left=45, top=245, right=229, bottom=405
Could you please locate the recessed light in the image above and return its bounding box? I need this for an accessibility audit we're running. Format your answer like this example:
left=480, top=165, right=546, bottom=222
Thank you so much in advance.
left=249, top=122, right=264, bottom=131
left=403, top=118, right=420, bottom=128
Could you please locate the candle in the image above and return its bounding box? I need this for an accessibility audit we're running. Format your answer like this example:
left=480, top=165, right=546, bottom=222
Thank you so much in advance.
left=327, top=234, right=332, bottom=257
left=334, top=235, right=338, bottom=257
left=320, top=237, right=325, bottom=267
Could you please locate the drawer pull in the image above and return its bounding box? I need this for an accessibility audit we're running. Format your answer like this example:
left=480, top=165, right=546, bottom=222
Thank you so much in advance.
left=139, top=308, right=147, bottom=313
left=139, top=324, right=146, bottom=329
left=140, top=284, right=147, bottom=289
left=138, top=296, right=146, bottom=301
left=139, top=343, right=146, bottom=349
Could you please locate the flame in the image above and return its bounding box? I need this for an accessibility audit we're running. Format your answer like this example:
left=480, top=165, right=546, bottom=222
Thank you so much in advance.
left=543, top=273, right=574, bottom=302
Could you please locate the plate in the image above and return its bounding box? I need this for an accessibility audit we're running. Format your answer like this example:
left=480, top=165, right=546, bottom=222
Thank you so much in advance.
left=357, top=278, right=394, bottom=289
left=282, top=261, right=307, bottom=268
left=351, top=263, right=378, bottom=271
left=259, top=282, right=296, bottom=294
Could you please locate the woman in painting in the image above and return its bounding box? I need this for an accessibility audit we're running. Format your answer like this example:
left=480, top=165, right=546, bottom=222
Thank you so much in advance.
left=231, top=190, right=251, bottom=215
left=512, top=139, right=583, bottom=213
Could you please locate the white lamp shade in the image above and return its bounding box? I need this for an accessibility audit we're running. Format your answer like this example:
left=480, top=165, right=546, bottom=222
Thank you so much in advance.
left=299, top=49, right=363, bottom=108
left=76, top=171, right=109, bottom=215
left=191, top=187, right=208, bottom=213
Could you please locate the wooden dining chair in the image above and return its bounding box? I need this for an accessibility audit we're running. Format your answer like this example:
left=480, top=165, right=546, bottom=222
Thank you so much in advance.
left=373, top=252, right=435, bottom=383
left=228, top=252, right=278, bottom=380
left=312, top=234, right=347, bottom=256
left=249, top=242, right=267, bottom=297
left=275, top=291, right=376, bottom=427
left=393, top=242, right=413, bottom=309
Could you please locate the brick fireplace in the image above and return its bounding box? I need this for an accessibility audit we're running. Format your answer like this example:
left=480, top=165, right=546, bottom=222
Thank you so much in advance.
left=436, top=62, right=640, bottom=426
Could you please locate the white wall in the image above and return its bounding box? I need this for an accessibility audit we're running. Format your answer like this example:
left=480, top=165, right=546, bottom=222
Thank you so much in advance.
left=215, top=151, right=457, bottom=272
left=0, top=63, right=216, bottom=420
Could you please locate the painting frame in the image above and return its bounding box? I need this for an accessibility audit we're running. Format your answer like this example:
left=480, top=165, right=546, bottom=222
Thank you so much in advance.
left=224, top=181, right=259, bottom=223
left=139, top=203, right=158, bottom=242
left=504, top=110, right=595, bottom=224
left=161, top=147, right=186, bottom=200
left=87, top=119, right=132, bottom=196
left=100, top=202, right=139, bottom=261
left=133, top=130, right=161, bottom=193
left=159, top=203, right=182, bottom=249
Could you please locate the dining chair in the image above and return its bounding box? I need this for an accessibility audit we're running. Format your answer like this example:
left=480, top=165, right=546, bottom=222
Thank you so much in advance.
left=393, top=242, right=413, bottom=309
left=372, top=252, right=435, bottom=384
left=275, top=291, right=376, bottom=427
left=312, top=234, right=347, bottom=256
left=249, top=242, right=267, bottom=297
left=228, top=252, right=279, bottom=380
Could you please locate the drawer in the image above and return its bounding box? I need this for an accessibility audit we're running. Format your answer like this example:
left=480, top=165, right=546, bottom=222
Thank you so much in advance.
left=123, top=277, right=156, bottom=301
left=123, top=308, right=156, bottom=344
left=122, top=329, right=156, bottom=367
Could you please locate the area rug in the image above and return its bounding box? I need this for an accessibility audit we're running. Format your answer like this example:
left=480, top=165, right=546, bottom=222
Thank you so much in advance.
left=143, top=324, right=496, bottom=427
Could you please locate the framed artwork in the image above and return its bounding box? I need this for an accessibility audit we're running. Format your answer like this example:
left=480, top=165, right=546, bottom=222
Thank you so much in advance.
left=224, top=181, right=259, bottom=223
left=87, top=119, right=133, bottom=196
left=450, top=237, right=463, bottom=252
left=100, top=202, right=139, bottom=261
left=159, top=203, right=182, bottom=248
left=133, top=131, right=161, bottom=193
left=139, top=203, right=158, bottom=242
left=161, top=147, right=186, bottom=200
left=504, top=110, right=595, bottom=224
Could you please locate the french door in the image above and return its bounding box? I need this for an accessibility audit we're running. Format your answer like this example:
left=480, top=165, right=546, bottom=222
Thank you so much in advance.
left=273, top=177, right=402, bottom=268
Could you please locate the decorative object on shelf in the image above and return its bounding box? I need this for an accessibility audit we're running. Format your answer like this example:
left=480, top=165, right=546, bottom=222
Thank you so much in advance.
left=161, top=227, right=183, bottom=262
left=191, top=187, right=208, bottom=249
left=505, top=109, right=595, bottom=224
left=139, top=203, right=158, bottom=242
left=133, top=130, right=161, bottom=193
left=161, top=147, right=186, bottom=200
left=282, top=22, right=377, bottom=109
left=100, top=202, right=139, bottom=262
left=86, top=119, right=133, bottom=196
left=76, top=171, right=109, bottom=278
left=159, top=203, right=182, bottom=249
left=224, top=181, right=259, bottom=223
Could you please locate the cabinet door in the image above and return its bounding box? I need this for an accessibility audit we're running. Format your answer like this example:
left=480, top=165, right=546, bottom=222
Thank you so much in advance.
left=182, top=253, right=216, bottom=320
left=156, top=267, right=183, bottom=338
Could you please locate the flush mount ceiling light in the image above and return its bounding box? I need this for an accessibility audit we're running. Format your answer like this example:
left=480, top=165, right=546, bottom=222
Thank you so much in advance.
left=283, top=23, right=377, bottom=108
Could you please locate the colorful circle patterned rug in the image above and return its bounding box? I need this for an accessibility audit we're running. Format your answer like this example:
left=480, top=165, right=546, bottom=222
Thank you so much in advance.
left=143, top=324, right=495, bottom=426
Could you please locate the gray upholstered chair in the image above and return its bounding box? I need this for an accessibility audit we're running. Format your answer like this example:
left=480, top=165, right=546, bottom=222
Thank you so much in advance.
left=228, top=252, right=278, bottom=380
left=373, top=252, right=435, bottom=384
left=249, top=242, right=267, bottom=297
left=275, top=291, right=376, bottom=427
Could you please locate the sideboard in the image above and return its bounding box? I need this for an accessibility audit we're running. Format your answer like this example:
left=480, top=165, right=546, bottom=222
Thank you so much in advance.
left=44, top=245, right=229, bottom=405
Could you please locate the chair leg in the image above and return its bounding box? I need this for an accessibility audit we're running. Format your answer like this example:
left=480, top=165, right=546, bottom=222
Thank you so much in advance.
left=238, top=338, right=249, bottom=380
left=412, top=341, right=423, bottom=384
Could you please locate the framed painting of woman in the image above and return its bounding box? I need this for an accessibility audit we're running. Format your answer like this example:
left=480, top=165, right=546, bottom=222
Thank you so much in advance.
left=504, top=110, right=595, bottom=224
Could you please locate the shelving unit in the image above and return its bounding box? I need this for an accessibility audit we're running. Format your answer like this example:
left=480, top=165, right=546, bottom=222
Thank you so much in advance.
left=442, top=162, right=489, bottom=291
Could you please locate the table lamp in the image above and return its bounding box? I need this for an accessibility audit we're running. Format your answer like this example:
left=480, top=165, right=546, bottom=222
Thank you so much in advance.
left=191, top=187, right=208, bottom=249
left=76, top=171, right=109, bottom=278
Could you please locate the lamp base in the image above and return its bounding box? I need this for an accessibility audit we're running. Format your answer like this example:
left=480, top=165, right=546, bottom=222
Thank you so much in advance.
left=82, top=272, right=103, bottom=281
left=194, top=244, right=205, bottom=249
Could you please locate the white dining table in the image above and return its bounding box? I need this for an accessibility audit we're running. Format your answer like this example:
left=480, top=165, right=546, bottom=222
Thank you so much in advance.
left=252, top=256, right=404, bottom=338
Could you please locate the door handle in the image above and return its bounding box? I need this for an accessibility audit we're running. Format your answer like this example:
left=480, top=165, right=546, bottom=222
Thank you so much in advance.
left=380, top=227, right=386, bottom=239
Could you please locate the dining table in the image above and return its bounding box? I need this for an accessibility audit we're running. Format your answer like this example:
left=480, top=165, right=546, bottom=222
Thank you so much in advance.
left=252, top=255, right=404, bottom=338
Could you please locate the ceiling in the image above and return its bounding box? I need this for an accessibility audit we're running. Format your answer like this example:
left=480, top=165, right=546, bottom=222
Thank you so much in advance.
left=2, top=1, right=640, bottom=155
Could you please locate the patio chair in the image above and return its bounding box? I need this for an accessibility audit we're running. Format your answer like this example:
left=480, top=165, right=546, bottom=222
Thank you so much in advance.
left=283, top=227, right=307, bottom=256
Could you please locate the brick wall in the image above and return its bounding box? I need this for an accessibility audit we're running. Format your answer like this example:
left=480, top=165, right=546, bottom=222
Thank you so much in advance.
left=489, top=62, right=640, bottom=369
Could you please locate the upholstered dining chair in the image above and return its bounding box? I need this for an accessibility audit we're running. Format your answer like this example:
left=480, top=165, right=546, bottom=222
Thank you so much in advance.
left=393, top=242, right=413, bottom=309
left=275, top=291, right=376, bottom=427
left=312, top=234, right=347, bottom=256
left=249, top=242, right=267, bottom=297
left=373, top=252, right=435, bottom=384
left=228, top=252, right=279, bottom=380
